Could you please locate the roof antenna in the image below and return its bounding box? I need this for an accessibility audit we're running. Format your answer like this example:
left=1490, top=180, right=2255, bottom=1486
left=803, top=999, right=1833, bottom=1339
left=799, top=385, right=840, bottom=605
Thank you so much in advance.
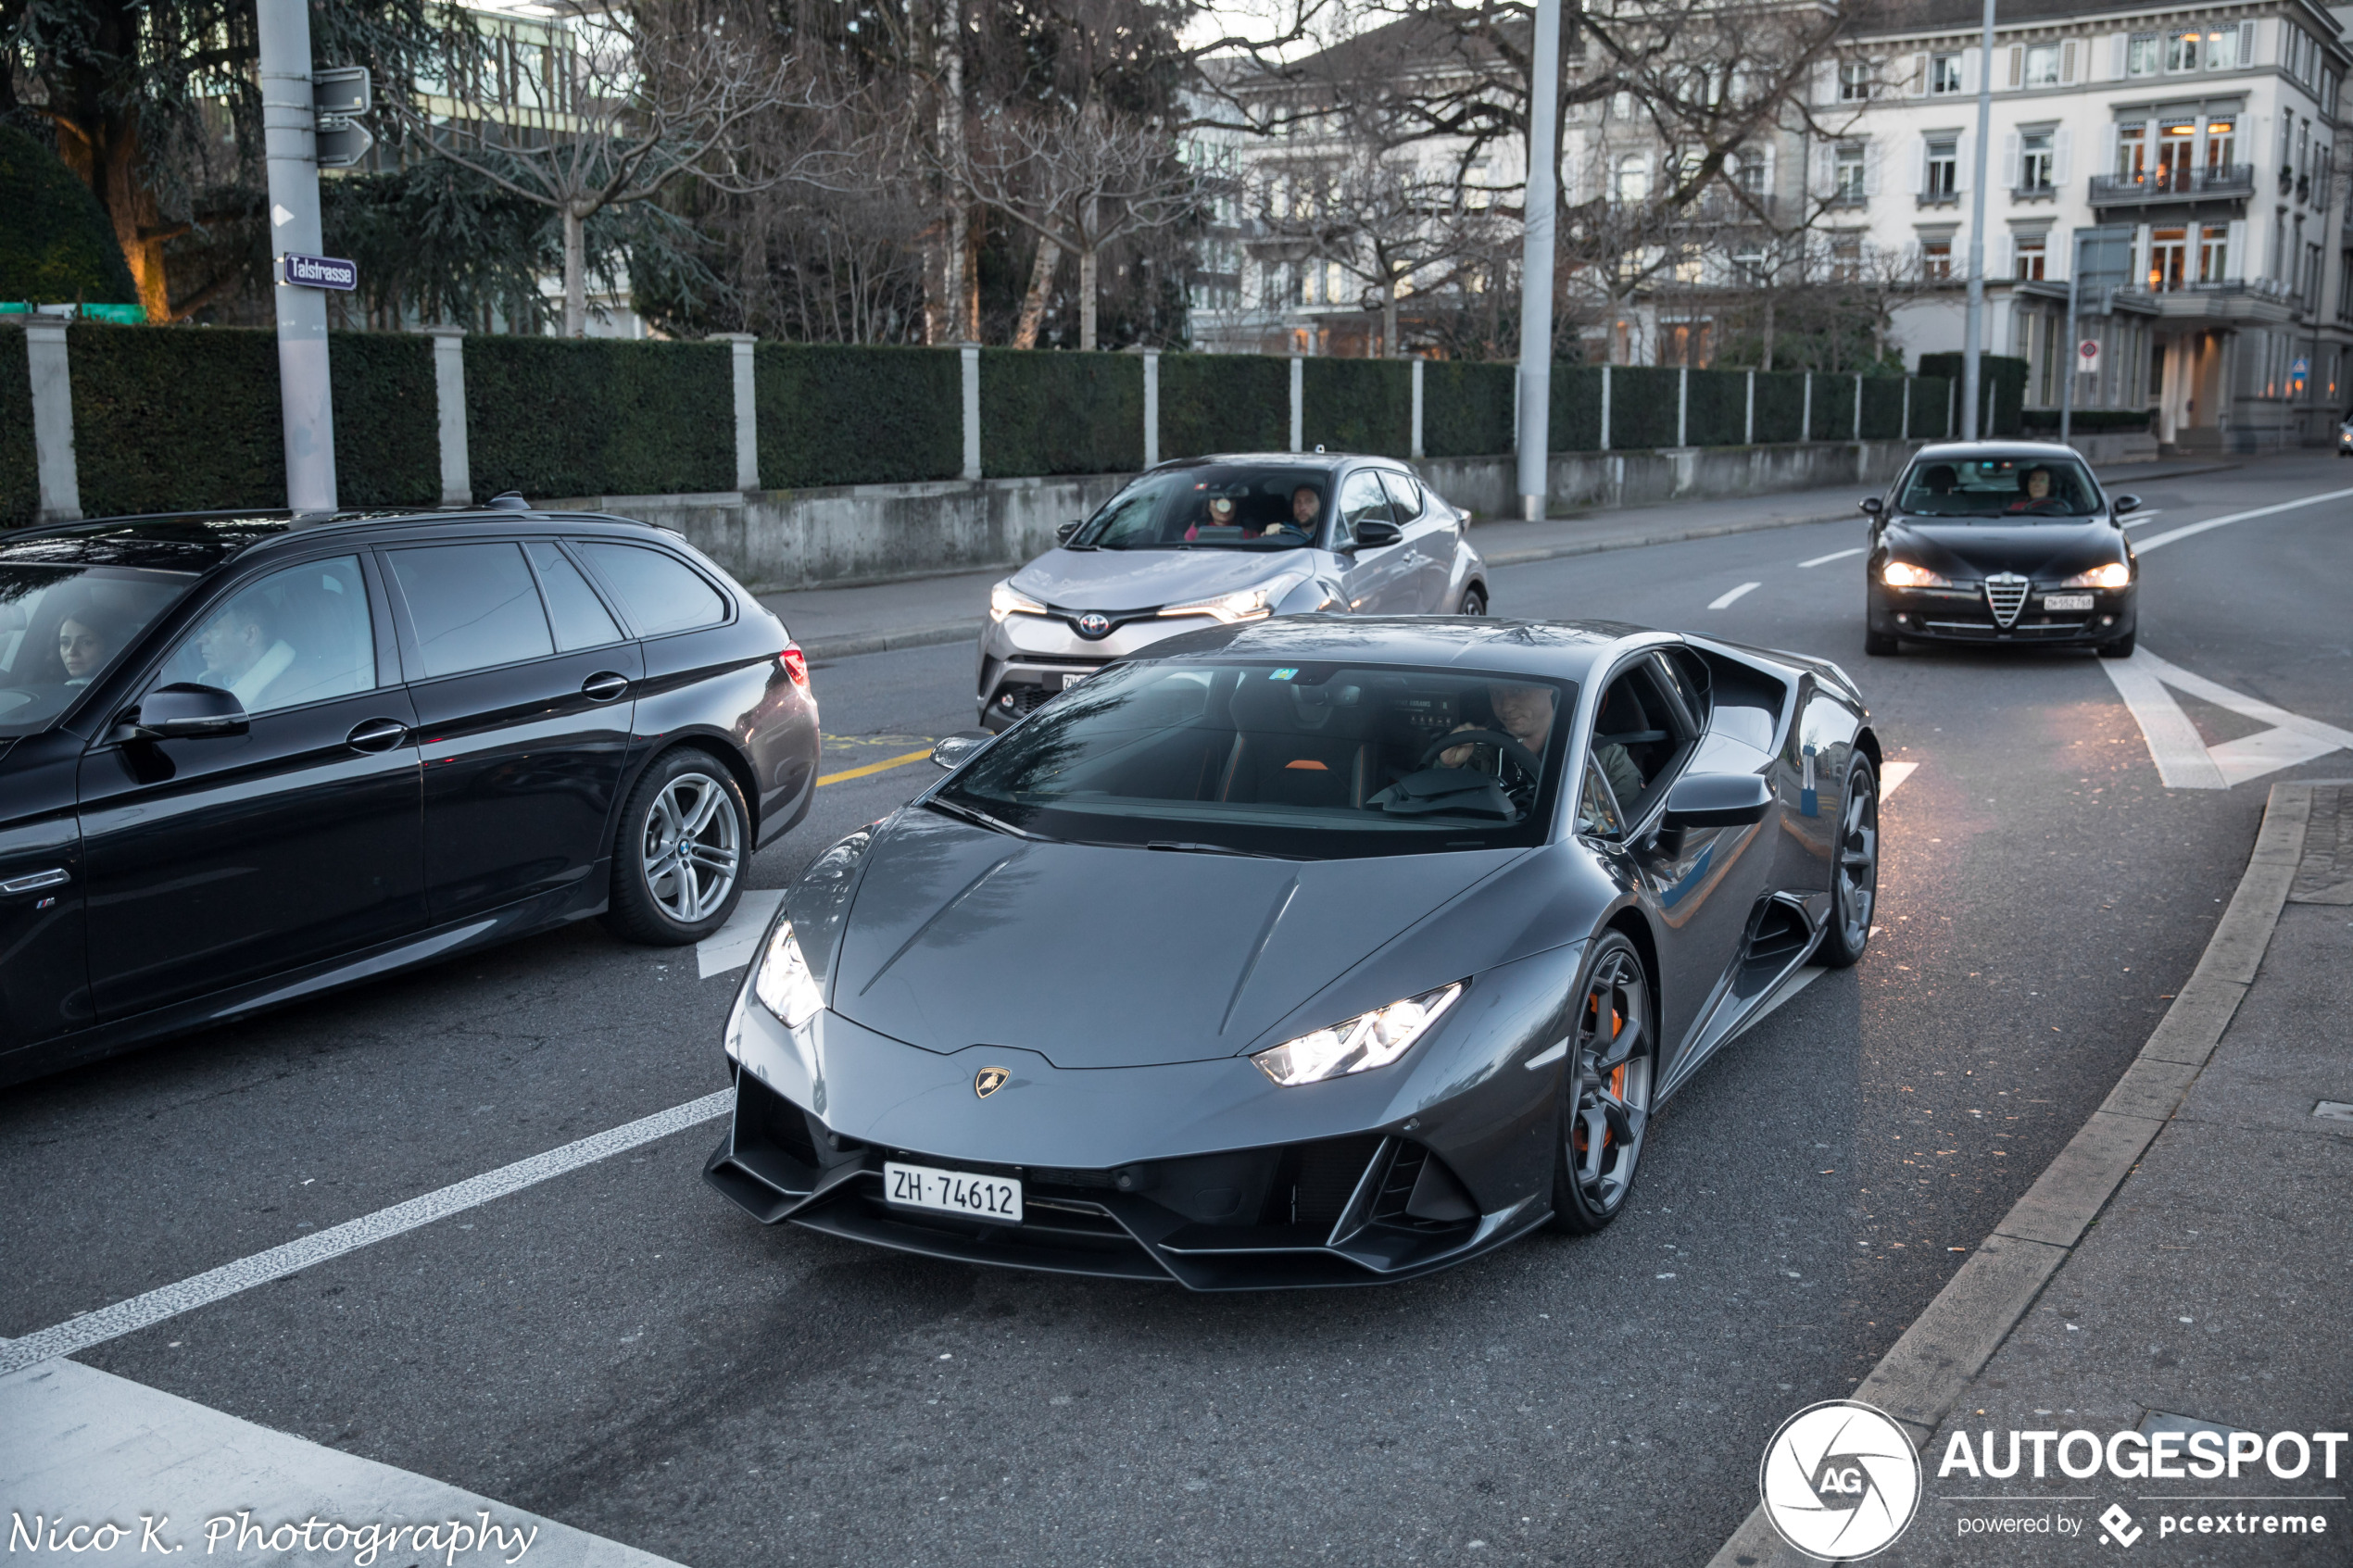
left=486, top=492, right=531, bottom=512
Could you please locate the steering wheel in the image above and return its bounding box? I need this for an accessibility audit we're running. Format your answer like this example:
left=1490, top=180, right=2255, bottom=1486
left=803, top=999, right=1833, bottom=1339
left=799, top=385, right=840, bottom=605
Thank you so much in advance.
left=1420, top=728, right=1542, bottom=778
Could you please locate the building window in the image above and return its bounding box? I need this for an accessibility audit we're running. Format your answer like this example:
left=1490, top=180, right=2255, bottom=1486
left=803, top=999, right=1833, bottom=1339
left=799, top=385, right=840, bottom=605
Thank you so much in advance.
left=1924, top=136, right=1958, bottom=198
left=2016, top=234, right=2047, bottom=279
left=1931, top=53, right=1962, bottom=94
left=2165, top=29, right=2200, bottom=72
left=2127, top=32, right=2159, bottom=77
left=2206, top=117, right=2235, bottom=172
left=2338, top=251, right=2353, bottom=324
left=1831, top=234, right=1863, bottom=282
left=1839, top=59, right=1870, bottom=102
left=2204, top=25, right=2241, bottom=70
left=1734, top=248, right=1768, bottom=282
left=2199, top=223, right=2230, bottom=282
left=1919, top=236, right=1954, bottom=280
left=2149, top=226, right=2189, bottom=291
left=1615, top=154, right=1650, bottom=203
left=2306, top=242, right=2323, bottom=311
left=1834, top=143, right=1867, bottom=205
left=1732, top=150, right=1767, bottom=198
left=2024, top=44, right=2060, bottom=88
left=2116, top=122, right=2147, bottom=182
left=2020, top=130, right=2054, bottom=191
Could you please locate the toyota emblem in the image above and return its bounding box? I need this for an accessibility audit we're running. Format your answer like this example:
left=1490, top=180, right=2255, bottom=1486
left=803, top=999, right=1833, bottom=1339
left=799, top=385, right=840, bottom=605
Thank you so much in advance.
left=1076, top=612, right=1113, bottom=638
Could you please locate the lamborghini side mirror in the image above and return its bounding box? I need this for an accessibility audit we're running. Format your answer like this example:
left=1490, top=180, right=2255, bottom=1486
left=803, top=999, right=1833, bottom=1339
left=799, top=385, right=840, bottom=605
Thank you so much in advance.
left=1661, top=772, right=1773, bottom=830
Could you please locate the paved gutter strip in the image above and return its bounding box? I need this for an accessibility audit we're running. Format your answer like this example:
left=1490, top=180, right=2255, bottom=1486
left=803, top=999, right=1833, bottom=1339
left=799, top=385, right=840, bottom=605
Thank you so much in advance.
left=799, top=620, right=982, bottom=661
left=1705, top=781, right=2317, bottom=1568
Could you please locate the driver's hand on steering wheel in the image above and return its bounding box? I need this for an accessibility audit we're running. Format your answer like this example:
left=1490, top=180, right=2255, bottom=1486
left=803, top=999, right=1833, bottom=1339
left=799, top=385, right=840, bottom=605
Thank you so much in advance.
left=1438, top=721, right=1480, bottom=768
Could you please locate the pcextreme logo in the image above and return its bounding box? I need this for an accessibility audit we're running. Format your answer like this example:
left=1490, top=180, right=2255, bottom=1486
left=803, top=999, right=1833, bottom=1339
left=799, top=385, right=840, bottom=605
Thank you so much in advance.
left=1759, top=1400, right=1924, bottom=1561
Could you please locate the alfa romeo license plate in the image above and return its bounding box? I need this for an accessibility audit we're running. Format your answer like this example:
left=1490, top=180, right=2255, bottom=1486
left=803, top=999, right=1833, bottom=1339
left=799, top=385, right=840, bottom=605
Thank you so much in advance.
left=2044, top=593, right=2095, bottom=610
left=884, top=1161, right=1023, bottom=1224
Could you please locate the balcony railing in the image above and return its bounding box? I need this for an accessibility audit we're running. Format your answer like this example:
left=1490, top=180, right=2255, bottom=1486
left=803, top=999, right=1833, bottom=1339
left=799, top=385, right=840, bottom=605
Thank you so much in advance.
left=2088, top=164, right=2256, bottom=205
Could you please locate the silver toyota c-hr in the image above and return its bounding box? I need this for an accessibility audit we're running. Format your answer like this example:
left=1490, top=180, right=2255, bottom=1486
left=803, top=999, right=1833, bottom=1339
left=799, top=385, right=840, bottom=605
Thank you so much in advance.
left=976, top=452, right=1487, bottom=729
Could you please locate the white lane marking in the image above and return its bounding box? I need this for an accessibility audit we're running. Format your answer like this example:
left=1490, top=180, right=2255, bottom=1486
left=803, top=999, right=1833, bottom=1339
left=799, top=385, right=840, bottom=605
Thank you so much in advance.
left=2118, top=509, right=2160, bottom=528
left=1800, top=547, right=1866, bottom=568
left=1709, top=582, right=1762, bottom=609
left=1880, top=760, right=1920, bottom=798
left=0, top=1358, right=681, bottom=1566
left=2098, top=649, right=2353, bottom=789
left=2133, top=486, right=2353, bottom=553
left=698, top=887, right=785, bottom=978
left=0, top=1091, right=733, bottom=1377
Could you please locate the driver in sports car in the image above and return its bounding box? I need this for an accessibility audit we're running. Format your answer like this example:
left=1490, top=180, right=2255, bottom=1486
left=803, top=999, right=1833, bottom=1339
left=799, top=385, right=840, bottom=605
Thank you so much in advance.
left=1431, top=682, right=1558, bottom=813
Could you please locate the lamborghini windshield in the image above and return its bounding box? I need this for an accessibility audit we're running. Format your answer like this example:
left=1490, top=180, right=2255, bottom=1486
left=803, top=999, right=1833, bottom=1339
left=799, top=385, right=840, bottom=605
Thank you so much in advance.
left=1070, top=465, right=1330, bottom=550
left=1896, top=454, right=2102, bottom=519
left=937, top=660, right=1575, bottom=859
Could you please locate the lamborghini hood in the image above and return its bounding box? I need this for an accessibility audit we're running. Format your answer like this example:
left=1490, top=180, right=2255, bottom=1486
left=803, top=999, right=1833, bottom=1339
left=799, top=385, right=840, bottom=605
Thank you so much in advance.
left=824, top=810, right=1519, bottom=1069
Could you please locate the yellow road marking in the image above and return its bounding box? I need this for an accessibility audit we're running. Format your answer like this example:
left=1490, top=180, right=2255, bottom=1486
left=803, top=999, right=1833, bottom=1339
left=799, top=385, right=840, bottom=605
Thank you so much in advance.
left=815, top=747, right=936, bottom=787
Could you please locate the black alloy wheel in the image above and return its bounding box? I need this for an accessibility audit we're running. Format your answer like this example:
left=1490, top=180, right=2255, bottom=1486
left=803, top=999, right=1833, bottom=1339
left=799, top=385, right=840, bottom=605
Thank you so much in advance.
left=1459, top=584, right=1488, bottom=617
left=1817, top=754, right=1879, bottom=968
left=1551, top=933, right=1655, bottom=1233
left=605, top=746, right=749, bottom=946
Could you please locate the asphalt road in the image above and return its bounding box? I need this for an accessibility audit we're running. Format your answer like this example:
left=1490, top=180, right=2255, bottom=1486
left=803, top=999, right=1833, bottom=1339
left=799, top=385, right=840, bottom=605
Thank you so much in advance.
left=5, top=455, right=2348, bottom=1567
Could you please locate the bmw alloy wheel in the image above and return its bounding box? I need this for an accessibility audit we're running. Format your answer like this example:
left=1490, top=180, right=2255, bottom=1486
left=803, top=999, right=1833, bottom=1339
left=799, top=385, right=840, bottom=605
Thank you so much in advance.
left=642, top=771, right=741, bottom=924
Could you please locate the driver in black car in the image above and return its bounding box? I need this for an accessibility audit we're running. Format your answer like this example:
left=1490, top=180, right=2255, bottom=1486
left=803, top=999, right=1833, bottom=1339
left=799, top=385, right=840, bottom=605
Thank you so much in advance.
left=2006, top=465, right=2057, bottom=512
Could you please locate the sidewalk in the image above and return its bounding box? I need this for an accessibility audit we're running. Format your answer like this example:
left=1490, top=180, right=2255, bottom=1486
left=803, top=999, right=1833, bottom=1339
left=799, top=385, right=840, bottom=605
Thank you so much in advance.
left=766, top=457, right=2233, bottom=661
left=1711, top=779, right=2351, bottom=1566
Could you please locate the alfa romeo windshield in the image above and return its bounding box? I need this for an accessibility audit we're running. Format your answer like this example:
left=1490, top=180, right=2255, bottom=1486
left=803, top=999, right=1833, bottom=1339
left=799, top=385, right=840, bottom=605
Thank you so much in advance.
left=1071, top=465, right=1330, bottom=550
left=937, top=660, right=1576, bottom=859
left=1896, top=455, right=2102, bottom=519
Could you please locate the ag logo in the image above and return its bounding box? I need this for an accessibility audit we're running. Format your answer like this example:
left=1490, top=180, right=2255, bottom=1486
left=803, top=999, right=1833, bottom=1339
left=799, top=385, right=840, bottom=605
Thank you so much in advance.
left=973, top=1066, right=1011, bottom=1098
left=1759, top=1399, right=1921, bottom=1561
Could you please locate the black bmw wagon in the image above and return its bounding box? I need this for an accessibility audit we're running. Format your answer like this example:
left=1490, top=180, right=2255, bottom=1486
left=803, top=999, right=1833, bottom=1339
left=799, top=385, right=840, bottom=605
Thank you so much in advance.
left=0, top=501, right=820, bottom=1085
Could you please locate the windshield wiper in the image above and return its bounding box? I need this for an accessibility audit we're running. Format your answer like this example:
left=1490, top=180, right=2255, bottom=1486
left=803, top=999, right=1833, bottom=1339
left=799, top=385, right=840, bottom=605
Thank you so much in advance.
left=1145, top=839, right=1309, bottom=861
left=925, top=797, right=1056, bottom=843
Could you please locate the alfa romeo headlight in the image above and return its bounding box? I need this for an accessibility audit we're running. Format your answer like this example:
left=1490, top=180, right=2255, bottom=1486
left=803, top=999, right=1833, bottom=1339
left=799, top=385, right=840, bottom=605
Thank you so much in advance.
left=989, top=582, right=1047, bottom=622
left=1160, top=571, right=1310, bottom=624
left=1252, top=982, right=1464, bottom=1086
left=2060, top=561, right=2132, bottom=589
left=1881, top=560, right=1950, bottom=589
left=754, top=921, right=823, bottom=1028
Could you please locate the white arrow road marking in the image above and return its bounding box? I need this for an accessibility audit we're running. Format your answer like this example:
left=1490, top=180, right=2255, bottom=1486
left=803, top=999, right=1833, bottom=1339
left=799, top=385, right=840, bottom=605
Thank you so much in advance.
left=2099, top=649, right=2353, bottom=789
left=698, top=887, right=785, bottom=978
left=2133, top=486, right=2353, bottom=552
left=1880, top=760, right=1920, bottom=798
left=1709, top=582, right=1762, bottom=609
left=1800, top=547, right=1866, bottom=568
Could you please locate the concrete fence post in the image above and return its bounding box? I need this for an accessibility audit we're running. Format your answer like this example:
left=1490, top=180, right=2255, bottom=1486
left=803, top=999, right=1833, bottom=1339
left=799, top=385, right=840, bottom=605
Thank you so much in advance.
left=21, top=320, right=81, bottom=523
left=1901, top=376, right=1912, bottom=440
left=711, top=333, right=758, bottom=491
left=1947, top=378, right=1957, bottom=437
left=1744, top=370, right=1755, bottom=445
left=1142, top=350, right=1159, bottom=469
left=422, top=326, right=470, bottom=508
left=1853, top=372, right=1863, bottom=441
left=960, top=344, right=982, bottom=481
left=1802, top=372, right=1813, bottom=443
left=1289, top=355, right=1303, bottom=452
left=1676, top=366, right=1689, bottom=447
left=1599, top=365, right=1612, bottom=452
left=1410, top=358, right=1425, bottom=459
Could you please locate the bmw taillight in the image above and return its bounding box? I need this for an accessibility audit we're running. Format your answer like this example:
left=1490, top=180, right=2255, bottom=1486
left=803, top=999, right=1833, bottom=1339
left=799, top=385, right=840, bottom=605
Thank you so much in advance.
left=779, top=645, right=810, bottom=690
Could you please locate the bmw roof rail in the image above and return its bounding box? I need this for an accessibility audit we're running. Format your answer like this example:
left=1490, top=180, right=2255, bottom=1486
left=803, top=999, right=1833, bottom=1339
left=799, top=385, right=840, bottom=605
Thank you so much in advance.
left=485, top=491, right=532, bottom=512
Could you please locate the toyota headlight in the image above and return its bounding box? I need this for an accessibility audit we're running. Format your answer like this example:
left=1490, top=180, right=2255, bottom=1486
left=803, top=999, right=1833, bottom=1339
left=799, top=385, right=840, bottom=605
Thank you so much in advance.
left=990, top=582, right=1047, bottom=622
left=754, top=921, right=823, bottom=1028
left=2059, top=561, right=2132, bottom=589
left=1160, top=571, right=1310, bottom=624
left=1252, top=982, right=1464, bottom=1086
left=1881, top=560, right=1950, bottom=589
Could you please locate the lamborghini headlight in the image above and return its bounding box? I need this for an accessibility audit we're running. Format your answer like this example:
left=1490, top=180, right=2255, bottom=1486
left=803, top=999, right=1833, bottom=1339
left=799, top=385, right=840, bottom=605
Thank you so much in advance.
left=1252, top=982, right=1465, bottom=1086
left=753, top=921, right=823, bottom=1028
left=2059, top=561, right=2132, bottom=589
left=1160, top=571, right=1310, bottom=624
left=1881, top=560, right=1950, bottom=589
left=989, top=582, right=1047, bottom=622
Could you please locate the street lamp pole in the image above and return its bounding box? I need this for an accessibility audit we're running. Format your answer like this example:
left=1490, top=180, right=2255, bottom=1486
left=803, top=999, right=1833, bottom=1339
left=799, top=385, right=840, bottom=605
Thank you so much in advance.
left=1515, top=0, right=1563, bottom=522
left=257, top=0, right=337, bottom=518
left=2059, top=230, right=2083, bottom=445
left=1961, top=0, right=1995, bottom=440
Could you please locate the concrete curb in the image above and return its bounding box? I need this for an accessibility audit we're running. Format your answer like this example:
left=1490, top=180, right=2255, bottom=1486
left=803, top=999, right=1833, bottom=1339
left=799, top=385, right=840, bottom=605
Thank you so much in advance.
left=1705, top=780, right=2317, bottom=1568
left=799, top=621, right=980, bottom=661
left=1481, top=508, right=1857, bottom=568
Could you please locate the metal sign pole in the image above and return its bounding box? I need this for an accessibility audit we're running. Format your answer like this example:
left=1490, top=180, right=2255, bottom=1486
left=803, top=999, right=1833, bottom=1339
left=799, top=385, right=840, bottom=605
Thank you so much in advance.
left=2060, top=231, right=2082, bottom=445
left=1515, top=0, right=1564, bottom=521
left=258, top=0, right=337, bottom=518
left=1961, top=0, right=1996, bottom=440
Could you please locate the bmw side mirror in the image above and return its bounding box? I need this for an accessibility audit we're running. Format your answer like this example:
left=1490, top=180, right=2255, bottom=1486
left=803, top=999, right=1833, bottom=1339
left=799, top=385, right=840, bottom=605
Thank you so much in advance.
left=1351, top=519, right=1403, bottom=550
left=131, top=683, right=248, bottom=741
left=1660, top=772, right=1773, bottom=830
left=1858, top=496, right=1883, bottom=516
left=1055, top=521, right=1082, bottom=545
left=930, top=730, right=993, bottom=770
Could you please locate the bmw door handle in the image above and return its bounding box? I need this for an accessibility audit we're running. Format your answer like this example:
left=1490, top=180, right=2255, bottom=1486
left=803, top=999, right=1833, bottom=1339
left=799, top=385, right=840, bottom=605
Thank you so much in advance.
left=581, top=671, right=630, bottom=702
left=346, top=718, right=409, bottom=754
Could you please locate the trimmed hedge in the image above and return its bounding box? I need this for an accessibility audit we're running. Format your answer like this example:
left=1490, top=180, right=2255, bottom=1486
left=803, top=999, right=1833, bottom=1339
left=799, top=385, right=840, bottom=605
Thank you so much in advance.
left=1811, top=373, right=1857, bottom=444
left=980, top=349, right=1142, bottom=478
left=1549, top=364, right=1604, bottom=454
left=0, top=330, right=34, bottom=525
left=2021, top=407, right=2152, bottom=433
left=1859, top=376, right=1906, bottom=441
left=1301, top=358, right=1411, bottom=458
left=1918, top=353, right=2028, bottom=436
left=1421, top=359, right=1514, bottom=458
left=467, top=335, right=731, bottom=498
left=1157, top=352, right=1288, bottom=457
left=1684, top=368, right=1747, bottom=446
left=1751, top=371, right=1806, bottom=444
left=328, top=331, right=440, bottom=507
left=757, top=342, right=961, bottom=488
left=1908, top=376, right=1954, bottom=438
